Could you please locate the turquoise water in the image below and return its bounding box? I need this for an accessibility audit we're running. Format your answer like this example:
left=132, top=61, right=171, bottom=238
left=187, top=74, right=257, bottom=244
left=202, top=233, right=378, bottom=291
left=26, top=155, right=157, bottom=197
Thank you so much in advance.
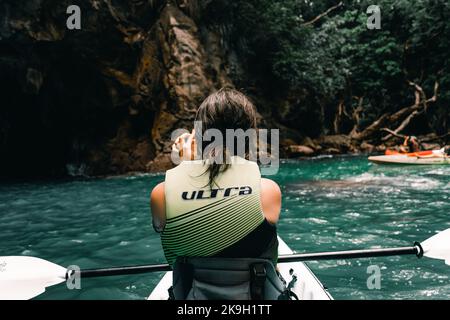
left=1, top=156, right=449, bottom=300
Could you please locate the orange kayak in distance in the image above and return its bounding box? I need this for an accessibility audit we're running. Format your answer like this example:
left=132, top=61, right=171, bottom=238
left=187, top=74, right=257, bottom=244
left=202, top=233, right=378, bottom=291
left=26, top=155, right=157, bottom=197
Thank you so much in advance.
left=370, top=150, right=449, bottom=165
left=385, top=150, right=435, bottom=157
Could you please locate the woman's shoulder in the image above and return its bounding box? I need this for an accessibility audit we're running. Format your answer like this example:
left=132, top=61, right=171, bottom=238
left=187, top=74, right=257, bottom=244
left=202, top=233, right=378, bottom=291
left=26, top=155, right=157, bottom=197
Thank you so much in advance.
left=151, top=182, right=165, bottom=198
left=261, top=178, right=281, bottom=193
left=260, top=178, right=281, bottom=224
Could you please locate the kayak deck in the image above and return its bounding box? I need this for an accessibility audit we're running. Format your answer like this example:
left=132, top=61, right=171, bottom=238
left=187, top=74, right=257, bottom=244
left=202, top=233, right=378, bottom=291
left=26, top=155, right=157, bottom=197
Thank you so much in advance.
left=369, top=155, right=450, bottom=165
left=147, top=237, right=332, bottom=300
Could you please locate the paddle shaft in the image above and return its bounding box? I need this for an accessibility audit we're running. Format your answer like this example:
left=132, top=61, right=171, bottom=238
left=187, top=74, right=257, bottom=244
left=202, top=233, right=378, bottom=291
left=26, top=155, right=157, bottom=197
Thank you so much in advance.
left=278, top=246, right=420, bottom=263
left=80, top=263, right=170, bottom=278
left=77, top=244, right=422, bottom=278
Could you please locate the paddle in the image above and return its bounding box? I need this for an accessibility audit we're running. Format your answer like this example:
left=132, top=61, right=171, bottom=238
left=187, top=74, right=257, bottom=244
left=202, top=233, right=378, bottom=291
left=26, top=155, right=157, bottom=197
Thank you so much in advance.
left=1, top=228, right=449, bottom=300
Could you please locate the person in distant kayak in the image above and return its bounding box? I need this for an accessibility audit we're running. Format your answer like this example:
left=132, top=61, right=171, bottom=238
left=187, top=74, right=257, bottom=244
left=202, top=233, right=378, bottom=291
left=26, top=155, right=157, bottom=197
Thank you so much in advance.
left=150, top=88, right=281, bottom=268
left=399, top=136, right=420, bottom=153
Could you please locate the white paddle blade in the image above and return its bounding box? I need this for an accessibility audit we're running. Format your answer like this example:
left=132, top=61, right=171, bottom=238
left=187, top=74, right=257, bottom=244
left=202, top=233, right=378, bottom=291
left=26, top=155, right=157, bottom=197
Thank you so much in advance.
left=422, top=229, right=450, bottom=265
left=0, top=256, right=66, bottom=300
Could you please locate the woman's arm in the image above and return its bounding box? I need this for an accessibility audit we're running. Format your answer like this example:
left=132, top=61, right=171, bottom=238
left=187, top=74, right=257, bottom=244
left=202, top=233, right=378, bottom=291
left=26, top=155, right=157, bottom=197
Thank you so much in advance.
left=150, top=131, right=194, bottom=233
left=261, top=178, right=282, bottom=224
left=150, top=182, right=166, bottom=233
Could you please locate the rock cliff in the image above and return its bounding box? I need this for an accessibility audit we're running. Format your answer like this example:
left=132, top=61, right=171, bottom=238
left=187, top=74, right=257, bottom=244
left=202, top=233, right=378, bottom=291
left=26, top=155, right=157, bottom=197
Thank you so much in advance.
left=0, top=0, right=236, bottom=178
left=2, top=1, right=447, bottom=179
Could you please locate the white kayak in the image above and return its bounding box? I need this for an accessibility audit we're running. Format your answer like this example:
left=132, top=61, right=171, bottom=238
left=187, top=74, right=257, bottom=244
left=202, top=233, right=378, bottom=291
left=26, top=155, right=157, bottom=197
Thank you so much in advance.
left=369, top=154, right=450, bottom=165
left=148, top=237, right=333, bottom=300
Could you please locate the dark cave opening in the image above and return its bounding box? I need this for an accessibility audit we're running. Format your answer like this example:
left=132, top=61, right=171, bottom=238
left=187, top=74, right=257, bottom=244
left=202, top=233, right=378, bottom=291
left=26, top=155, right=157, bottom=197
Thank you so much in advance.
left=0, top=40, right=122, bottom=179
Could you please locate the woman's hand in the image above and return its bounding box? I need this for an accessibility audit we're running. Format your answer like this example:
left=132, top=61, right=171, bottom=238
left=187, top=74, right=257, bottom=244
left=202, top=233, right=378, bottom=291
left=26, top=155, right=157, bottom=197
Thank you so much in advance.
left=172, top=130, right=197, bottom=161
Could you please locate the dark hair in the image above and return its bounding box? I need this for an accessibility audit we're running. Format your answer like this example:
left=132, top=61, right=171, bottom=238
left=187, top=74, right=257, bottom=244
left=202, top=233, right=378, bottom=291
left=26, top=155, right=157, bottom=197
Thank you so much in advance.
left=195, top=88, right=257, bottom=187
left=444, top=146, right=450, bottom=156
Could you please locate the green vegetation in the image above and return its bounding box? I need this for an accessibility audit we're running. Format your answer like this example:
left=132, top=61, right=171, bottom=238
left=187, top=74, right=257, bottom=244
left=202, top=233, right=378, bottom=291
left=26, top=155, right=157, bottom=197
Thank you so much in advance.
left=205, top=0, right=449, bottom=138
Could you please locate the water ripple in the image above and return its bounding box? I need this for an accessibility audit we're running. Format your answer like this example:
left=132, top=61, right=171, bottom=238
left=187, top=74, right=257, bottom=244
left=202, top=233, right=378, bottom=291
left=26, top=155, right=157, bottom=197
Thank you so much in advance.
left=1, top=156, right=449, bottom=299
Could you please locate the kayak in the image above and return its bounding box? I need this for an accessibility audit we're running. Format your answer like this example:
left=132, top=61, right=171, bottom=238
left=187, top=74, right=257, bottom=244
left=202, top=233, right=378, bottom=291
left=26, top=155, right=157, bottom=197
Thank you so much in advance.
left=385, top=149, right=435, bottom=156
left=148, top=237, right=333, bottom=300
left=369, top=154, right=450, bottom=165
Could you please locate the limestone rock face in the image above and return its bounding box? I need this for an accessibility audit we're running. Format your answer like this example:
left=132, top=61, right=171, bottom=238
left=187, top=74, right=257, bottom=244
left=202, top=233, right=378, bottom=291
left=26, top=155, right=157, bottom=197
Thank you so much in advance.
left=152, top=4, right=231, bottom=155
left=0, top=0, right=232, bottom=178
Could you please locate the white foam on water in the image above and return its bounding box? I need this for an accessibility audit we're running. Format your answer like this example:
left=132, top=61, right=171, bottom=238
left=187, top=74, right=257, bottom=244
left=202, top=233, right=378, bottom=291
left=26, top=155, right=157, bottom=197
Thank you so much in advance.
left=346, top=172, right=442, bottom=190
left=311, top=155, right=334, bottom=160
left=409, top=178, right=441, bottom=189
left=84, top=232, right=99, bottom=236
left=324, top=192, right=340, bottom=198
left=347, top=234, right=378, bottom=245
left=344, top=212, right=361, bottom=218
left=379, top=186, right=400, bottom=194
left=420, top=289, right=441, bottom=297
left=304, top=217, right=328, bottom=225
left=349, top=172, right=386, bottom=183
left=427, top=168, right=450, bottom=175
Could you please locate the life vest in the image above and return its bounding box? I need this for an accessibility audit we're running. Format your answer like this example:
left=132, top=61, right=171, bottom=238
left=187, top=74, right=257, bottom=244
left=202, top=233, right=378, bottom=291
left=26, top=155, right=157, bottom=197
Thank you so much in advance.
left=162, top=156, right=276, bottom=266
left=170, top=256, right=296, bottom=300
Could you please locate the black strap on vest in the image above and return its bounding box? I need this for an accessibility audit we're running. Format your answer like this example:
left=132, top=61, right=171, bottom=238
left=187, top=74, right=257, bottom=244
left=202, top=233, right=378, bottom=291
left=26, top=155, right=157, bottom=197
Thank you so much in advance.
left=168, top=286, right=175, bottom=300
left=250, top=263, right=267, bottom=300
left=277, top=272, right=299, bottom=300
left=170, top=257, right=292, bottom=300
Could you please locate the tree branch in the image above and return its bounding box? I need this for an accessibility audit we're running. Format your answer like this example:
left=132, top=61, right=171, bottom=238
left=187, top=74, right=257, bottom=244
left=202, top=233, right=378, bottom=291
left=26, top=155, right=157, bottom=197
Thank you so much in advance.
left=420, top=132, right=450, bottom=143
left=428, top=80, right=439, bottom=103
left=302, top=2, right=343, bottom=26
left=349, top=96, right=363, bottom=137
left=382, top=80, right=439, bottom=141
left=381, top=128, right=407, bottom=140
left=382, top=110, right=422, bottom=141
left=351, top=113, right=390, bottom=140
left=333, top=99, right=345, bottom=134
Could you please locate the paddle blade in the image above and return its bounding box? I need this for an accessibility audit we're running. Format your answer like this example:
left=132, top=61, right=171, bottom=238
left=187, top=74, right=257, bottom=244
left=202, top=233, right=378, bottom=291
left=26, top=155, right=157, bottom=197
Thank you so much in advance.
left=421, top=229, right=450, bottom=265
left=0, top=256, right=66, bottom=300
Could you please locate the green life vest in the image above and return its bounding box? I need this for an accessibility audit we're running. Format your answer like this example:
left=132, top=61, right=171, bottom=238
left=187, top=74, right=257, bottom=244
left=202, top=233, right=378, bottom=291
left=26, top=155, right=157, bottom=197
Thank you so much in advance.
left=162, top=156, right=264, bottom=265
